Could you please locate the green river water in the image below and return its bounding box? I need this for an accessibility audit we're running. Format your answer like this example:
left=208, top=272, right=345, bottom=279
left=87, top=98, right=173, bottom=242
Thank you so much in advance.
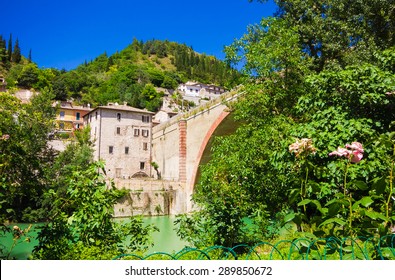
left=1, top=216, right=189, bottom=259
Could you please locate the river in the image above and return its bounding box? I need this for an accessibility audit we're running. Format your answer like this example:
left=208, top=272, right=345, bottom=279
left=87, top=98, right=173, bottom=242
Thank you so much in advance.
left=1, top=216, right=189, bottom=259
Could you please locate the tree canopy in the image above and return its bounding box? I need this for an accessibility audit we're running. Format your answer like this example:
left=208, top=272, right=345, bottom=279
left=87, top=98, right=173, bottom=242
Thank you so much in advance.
left=177, top=0, right=395, bottom=247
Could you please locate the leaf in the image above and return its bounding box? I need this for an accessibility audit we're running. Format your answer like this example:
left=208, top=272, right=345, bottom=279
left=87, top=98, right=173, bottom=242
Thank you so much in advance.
left=353, top=181, right=368, bottom=191
left=310, top=200, right=324, bottom=214
left=359, top=196, right=374, bottom=208
left=319, top=218, right=346, bottom=227
left=373, top=177, right=386, bottom=195
left=364, top=210, right=387, bottom=221
left=297, top=199, right=311, bottom=206
left=328, top=203, right=341, bottom=217
left=284, top=213, right=295, bottom=223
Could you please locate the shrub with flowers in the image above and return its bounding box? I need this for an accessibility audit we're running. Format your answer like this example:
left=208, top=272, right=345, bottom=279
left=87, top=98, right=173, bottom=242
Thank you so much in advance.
left=329, top=142, right=364, bottom=163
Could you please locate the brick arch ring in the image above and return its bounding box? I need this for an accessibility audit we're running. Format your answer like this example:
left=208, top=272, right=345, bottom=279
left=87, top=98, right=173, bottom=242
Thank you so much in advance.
left=188, top=111, right=231, bottom=193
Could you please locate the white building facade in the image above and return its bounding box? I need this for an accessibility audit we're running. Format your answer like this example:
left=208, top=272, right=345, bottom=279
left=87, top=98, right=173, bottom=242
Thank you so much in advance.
left=177, top=81, right=225, bottom=98
left=84, top=103, right=155, bottom=179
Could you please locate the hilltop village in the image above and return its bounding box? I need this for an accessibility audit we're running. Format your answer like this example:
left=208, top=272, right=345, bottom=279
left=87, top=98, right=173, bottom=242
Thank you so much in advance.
left=52, top=81, right=226, bottom=176
left=2, top=79, right=229, bottom=216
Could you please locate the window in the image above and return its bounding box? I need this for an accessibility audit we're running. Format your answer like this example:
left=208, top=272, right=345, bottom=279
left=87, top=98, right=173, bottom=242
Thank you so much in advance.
left=140, top=162, right=145, bottom=170
left=75, top=123, right=80, bottom=129
left=76, top=112, right=80, bottom=121
left=115, top=168, right=122, bottom=178
left=117, top=113, right=121, bottom=121
left=134, top=129, right=140, bottom=136
left=109, top=146, right=113, bottom=154
left=142, top=129, right=149, bottom=137
left=60, top=111, right=65, bottom=120
left=95, top=111, right=98, bottom=119
left=116, top=127, right=121, bottom=135
left=125, top=147, right=129, bottom=154
left=143, top=142, right=148, bottom=151
left=142, top=115, right=150, bottom=123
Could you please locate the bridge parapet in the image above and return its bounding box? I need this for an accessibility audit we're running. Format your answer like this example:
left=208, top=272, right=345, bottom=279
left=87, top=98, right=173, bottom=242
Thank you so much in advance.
left=153, top=90, right=241, bottom=134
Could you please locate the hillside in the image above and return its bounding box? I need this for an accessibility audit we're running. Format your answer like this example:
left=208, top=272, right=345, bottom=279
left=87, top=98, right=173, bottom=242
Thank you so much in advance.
left=1, top=38, right=241, bottom=111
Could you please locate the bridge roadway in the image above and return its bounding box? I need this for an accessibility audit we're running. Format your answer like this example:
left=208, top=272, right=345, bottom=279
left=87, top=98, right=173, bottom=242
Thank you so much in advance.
left=151, top=90, right=241, bottom=213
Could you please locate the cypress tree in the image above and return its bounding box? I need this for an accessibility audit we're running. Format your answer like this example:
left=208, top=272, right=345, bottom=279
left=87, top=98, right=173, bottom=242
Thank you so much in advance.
left=12, top=38, right=21, bottom=63
left=28, top=49, right=32, bottom=62
left=0, top=35, right=6, bottom=64
left=7, top=34, right=12, bottom=61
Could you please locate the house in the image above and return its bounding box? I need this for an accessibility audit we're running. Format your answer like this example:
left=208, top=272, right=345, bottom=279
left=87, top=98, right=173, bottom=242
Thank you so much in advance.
left=153, top=109, right=178, bottom=124
left=177, top=81, right=225, bottom=98
left=84, top=102, right=155, bottom=179
left=54, top=101, right=92, bottom=136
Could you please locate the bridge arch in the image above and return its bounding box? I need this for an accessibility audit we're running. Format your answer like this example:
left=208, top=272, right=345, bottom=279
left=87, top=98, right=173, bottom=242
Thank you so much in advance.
left=151, top=91, right=242, bottom=213
left=188, top=111, right=238, bottom=194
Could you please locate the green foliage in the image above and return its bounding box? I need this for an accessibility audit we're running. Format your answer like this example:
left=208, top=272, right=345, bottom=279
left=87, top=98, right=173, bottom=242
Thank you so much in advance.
left=178, top=0, right=395, bottom=248
left=0, top=89, right=56, bottom=222
left=140, top=83, right=163, bottom=111
left=11, top=38, right=21, bottom=63
left=1, top=38, right=238, bottom=111
left=33, top=161, right=157, bottom=259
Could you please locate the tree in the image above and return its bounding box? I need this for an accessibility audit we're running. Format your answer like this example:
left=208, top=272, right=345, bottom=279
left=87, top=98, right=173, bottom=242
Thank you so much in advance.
left=0, top=89, right=56, bottom=222
left=272, top=0, right=395, bottom=71
left=12, top=38, right=21, bottom=63
left=33, top=161, right=158, bottom=259
left=140, top=83, right=163, bottom=111
left=41, top=126, right=94, bottom=217
left=177, top=1, right=395, bottom=246
left=16, top=63, right=39, bottom=88
left=7, top=34, right=12, bottom=62
left=0, top=35, right=7, bottom=65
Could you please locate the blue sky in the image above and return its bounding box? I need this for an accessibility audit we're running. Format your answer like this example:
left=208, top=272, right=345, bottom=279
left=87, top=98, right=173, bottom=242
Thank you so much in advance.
left=3, top=0, right=277, bottom=70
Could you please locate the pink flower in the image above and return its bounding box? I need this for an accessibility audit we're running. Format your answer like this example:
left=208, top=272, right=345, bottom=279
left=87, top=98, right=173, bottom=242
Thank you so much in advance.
left=289, top=138, right=316, bottom=157
left=346, top=142, right=364, bottom=153
left=350, top=150, right=363, bottom=163
left=329, top=142, right=364, bottom=163
left=329, top=147, right=351, bottom=157
left=0, top=134, right=10, bottom=140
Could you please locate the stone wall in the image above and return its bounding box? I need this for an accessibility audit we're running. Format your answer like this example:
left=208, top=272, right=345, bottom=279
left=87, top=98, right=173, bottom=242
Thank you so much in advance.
left=113, top=178, right=186, bottom=217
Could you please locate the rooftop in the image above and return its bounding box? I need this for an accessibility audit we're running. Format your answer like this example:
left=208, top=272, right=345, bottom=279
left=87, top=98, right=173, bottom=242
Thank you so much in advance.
left=90, top=103, right=155, bottom=115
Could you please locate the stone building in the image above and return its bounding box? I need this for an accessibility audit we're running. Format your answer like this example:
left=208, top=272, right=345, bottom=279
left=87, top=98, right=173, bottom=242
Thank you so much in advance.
left=84, top=103, right=155, bottom=179
left=177, top=81, right=225, bottom=97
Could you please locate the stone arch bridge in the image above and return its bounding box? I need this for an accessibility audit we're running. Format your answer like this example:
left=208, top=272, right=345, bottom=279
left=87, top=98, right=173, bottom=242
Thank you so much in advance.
left=151, top=91, right=241, bottom=213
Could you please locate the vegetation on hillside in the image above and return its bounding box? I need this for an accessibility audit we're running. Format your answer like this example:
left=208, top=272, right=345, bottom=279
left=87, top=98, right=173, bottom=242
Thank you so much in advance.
left=1, top=37, right=240, bottom=112
left=176, top=0, right=395, bottom=249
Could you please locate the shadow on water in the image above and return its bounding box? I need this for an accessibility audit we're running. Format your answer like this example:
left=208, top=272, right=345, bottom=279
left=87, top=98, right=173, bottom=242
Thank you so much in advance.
left=1, top=216, right=188, bottom=259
